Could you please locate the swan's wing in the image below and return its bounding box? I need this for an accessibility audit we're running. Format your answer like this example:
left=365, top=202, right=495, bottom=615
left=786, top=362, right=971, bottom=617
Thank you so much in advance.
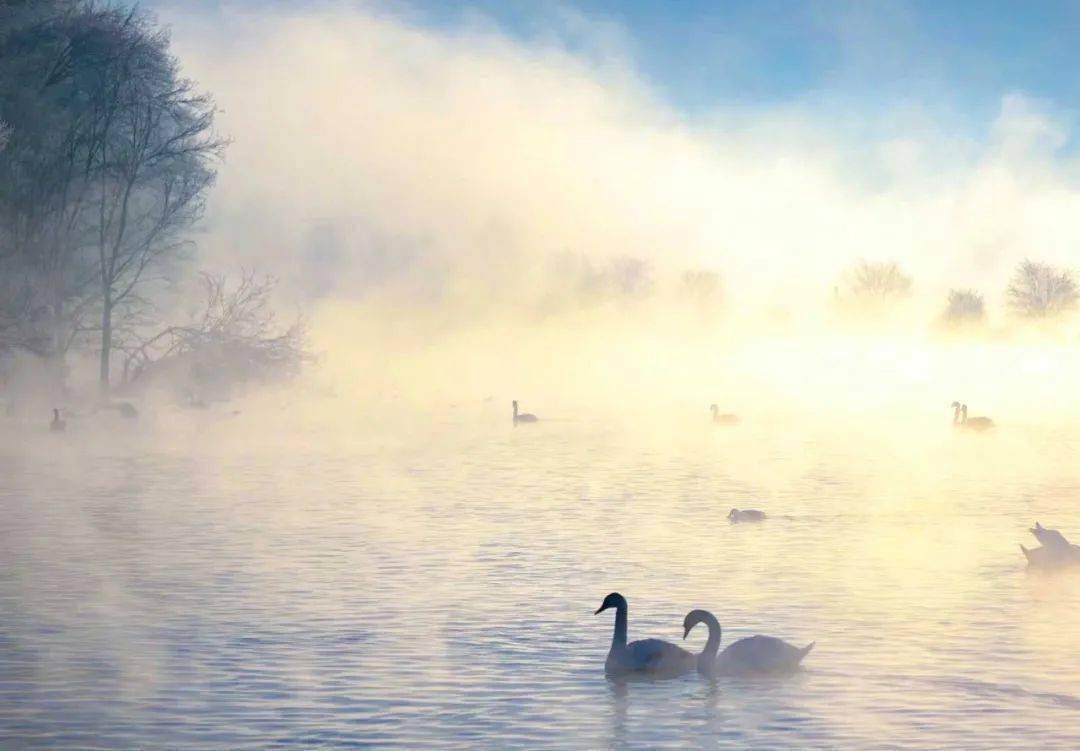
left=718, top=635, right=804, bottom=674
left=626, top=638, right=693, bottom=672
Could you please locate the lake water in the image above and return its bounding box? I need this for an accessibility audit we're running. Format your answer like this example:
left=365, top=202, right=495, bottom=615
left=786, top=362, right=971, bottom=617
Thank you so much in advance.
left=2, top=404, right=1079, bottom=749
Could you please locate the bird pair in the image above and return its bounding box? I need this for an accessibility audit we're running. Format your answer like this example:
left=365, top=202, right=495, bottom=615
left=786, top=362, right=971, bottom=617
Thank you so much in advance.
left=594, top=592, right=813, bottom=679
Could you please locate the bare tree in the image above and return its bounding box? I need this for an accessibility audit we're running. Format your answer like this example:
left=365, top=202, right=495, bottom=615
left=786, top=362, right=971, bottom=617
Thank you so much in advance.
left=940, top=288, right=985, bottom=326
left=843, top=260, right=912, bottom=300
left=119, top=270, right=309, bottom=398
left=0, top=3, right=225, bottom=391
left=1005, top=259, right=1079, bottom=319
left=680, top=269, right=722, bottom=315
left=77, top=9, right=225, bottom=389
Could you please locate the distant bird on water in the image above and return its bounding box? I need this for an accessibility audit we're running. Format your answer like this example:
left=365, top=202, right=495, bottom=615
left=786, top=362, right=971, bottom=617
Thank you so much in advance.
left=512, top=400, right=537, bottom=424
left=952, top=401, right=994, bottom=430
left=710, top=404, right=740, bottom=424
left=49, top=408, right=65, bottom=433
left=728, top=508, right=766, bottom=523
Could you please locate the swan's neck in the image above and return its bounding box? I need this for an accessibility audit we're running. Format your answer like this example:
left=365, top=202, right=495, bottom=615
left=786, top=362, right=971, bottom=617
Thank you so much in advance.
left=953, top=405, right=960, bottom=424
left=611, top=602, right=628, bottom=652
left=513, top=403, right=518, bottom=418
left=698, top=613, right=721, bottom=665
left=961, top=406, right=968, bottom=424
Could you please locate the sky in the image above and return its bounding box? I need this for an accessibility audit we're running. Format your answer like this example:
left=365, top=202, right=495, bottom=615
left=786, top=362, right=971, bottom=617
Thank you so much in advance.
left=157, top=0, right=1080, bottom=128
left=142, top=0, right=1080, bottom=342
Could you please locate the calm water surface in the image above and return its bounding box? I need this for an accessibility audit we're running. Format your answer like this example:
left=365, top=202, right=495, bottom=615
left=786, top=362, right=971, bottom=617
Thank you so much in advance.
left=2, top=405, right=1079, bottom=749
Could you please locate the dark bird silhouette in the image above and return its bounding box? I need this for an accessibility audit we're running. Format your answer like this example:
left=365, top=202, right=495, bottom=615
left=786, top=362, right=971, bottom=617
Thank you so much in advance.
left=512, top=400, right=537, bottom=424
left=710, top=404, right=740, bottom=424
left=952, top=401, right=993, bottom=430
left=49, top=408, right=66, bottom=432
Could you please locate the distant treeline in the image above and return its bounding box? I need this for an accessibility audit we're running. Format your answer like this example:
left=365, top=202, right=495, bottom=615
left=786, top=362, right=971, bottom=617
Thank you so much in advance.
left=836, top=258, right=1079, bottom=327
left=0, top=2, right=304, bottom=401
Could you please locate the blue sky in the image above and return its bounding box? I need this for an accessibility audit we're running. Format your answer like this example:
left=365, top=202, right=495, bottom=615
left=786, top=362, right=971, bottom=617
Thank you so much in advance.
left=388, top=0, right=1080, bottom=119
left=160, top=0, right=1080, bottom=141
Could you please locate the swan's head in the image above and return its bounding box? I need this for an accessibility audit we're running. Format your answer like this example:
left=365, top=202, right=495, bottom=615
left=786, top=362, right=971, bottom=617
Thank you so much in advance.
left=594, top=592, right=626, bottom=615
left=727, top=508, right=739, bottom=520
left=52, top=408, right=59, bottom=419
left=682, top=609, right=715, bottom=639
left=512, top=400, right=518, bottom=410
left=951, top=401, right=961, bottom=409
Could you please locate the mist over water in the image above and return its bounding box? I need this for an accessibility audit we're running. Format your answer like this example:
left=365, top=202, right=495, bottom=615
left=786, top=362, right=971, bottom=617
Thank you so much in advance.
left=4, top=1, right=1080, bottom=749
left=2, top=400, right=1079, bottom=749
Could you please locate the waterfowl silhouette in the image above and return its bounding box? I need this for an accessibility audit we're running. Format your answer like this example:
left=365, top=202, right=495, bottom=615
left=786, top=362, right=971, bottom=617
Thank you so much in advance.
left=49, top=408, right=65, bottom=433
left=728, top=508, right=766, bottom=523
left=710, top=404, right=740, bottom=424
left=595, top=592, right=694, bottom=678
left=1020, top=522, right=1080, bottom=568
left=512, top=400, right=537, bottom=424
left=952, top=401, right=993, bottom=430
left=683, top=609, right=813, bottom=678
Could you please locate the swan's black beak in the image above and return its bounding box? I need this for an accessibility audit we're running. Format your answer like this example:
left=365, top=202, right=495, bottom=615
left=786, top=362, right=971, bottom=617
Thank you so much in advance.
left=594, top=606, right=605, bottom=615
left=682, top=626, right=690, bottom=640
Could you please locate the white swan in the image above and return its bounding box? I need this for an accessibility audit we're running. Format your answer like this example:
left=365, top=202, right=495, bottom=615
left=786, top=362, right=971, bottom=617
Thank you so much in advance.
left=595, top=592, right=695, bottom=678
left=952, top=401, right=993, bottom=430
left=1020, top=522, right=1080, bottom=568
left=683, top=609, right=814, bottom=678
left=728, top=508, right=766, bottom=523
left=710, top=404, right=740, bottom=424
left=512, top=400, right=537, bottom=424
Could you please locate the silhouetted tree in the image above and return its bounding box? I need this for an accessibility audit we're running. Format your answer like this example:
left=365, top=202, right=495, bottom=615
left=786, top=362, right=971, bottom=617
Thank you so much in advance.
left=681, top=270, right=721, bottom=309
left=836, top=260, right=912, bottom=316
left=941, top=288, right=985, bottom=326
left=119, top=270, right=308, bottom=398
left=0, top=2, right=225, bottom=391
left=844, top=260, right=912, bottom=299
left=1005, top=259, right=1078, bottom=319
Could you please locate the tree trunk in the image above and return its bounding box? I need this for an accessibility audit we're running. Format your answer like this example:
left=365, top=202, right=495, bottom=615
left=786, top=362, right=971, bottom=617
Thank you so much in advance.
left=99, top=295, right=111, bottom=391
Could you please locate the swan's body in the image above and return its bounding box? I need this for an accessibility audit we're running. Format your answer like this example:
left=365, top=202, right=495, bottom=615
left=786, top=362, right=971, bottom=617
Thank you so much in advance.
left=952, top=401, right=993, bottom=430
left=1021, top=522, right=1080, bottom=568
left=710, top=404, right=740, bottom=424
left=728, top=508, right=766, bottom=523
left=683, top=609, right=813, bottom=678
left=512, top=400, right=537, bottom=424
left=595, top=592, right=694, bottom=678
left=49, top=408, right=65, bottom=433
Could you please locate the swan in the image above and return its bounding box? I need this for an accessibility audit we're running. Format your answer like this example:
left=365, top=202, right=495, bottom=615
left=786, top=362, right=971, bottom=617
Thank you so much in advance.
left=1020, top=522, right=1080, bottom=568
left=952, top=401, right=993, bottom=430
left=728, top=508, right=766, bottom=523
left=512, top=400, right=537, bottom=424
left=49, top=408, right=66, bottom=432
left=710, top=404, right=740, bottom=424
left=683, top=609, right=814, bottom=678
left=594, top=592, right=695, bottom=678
